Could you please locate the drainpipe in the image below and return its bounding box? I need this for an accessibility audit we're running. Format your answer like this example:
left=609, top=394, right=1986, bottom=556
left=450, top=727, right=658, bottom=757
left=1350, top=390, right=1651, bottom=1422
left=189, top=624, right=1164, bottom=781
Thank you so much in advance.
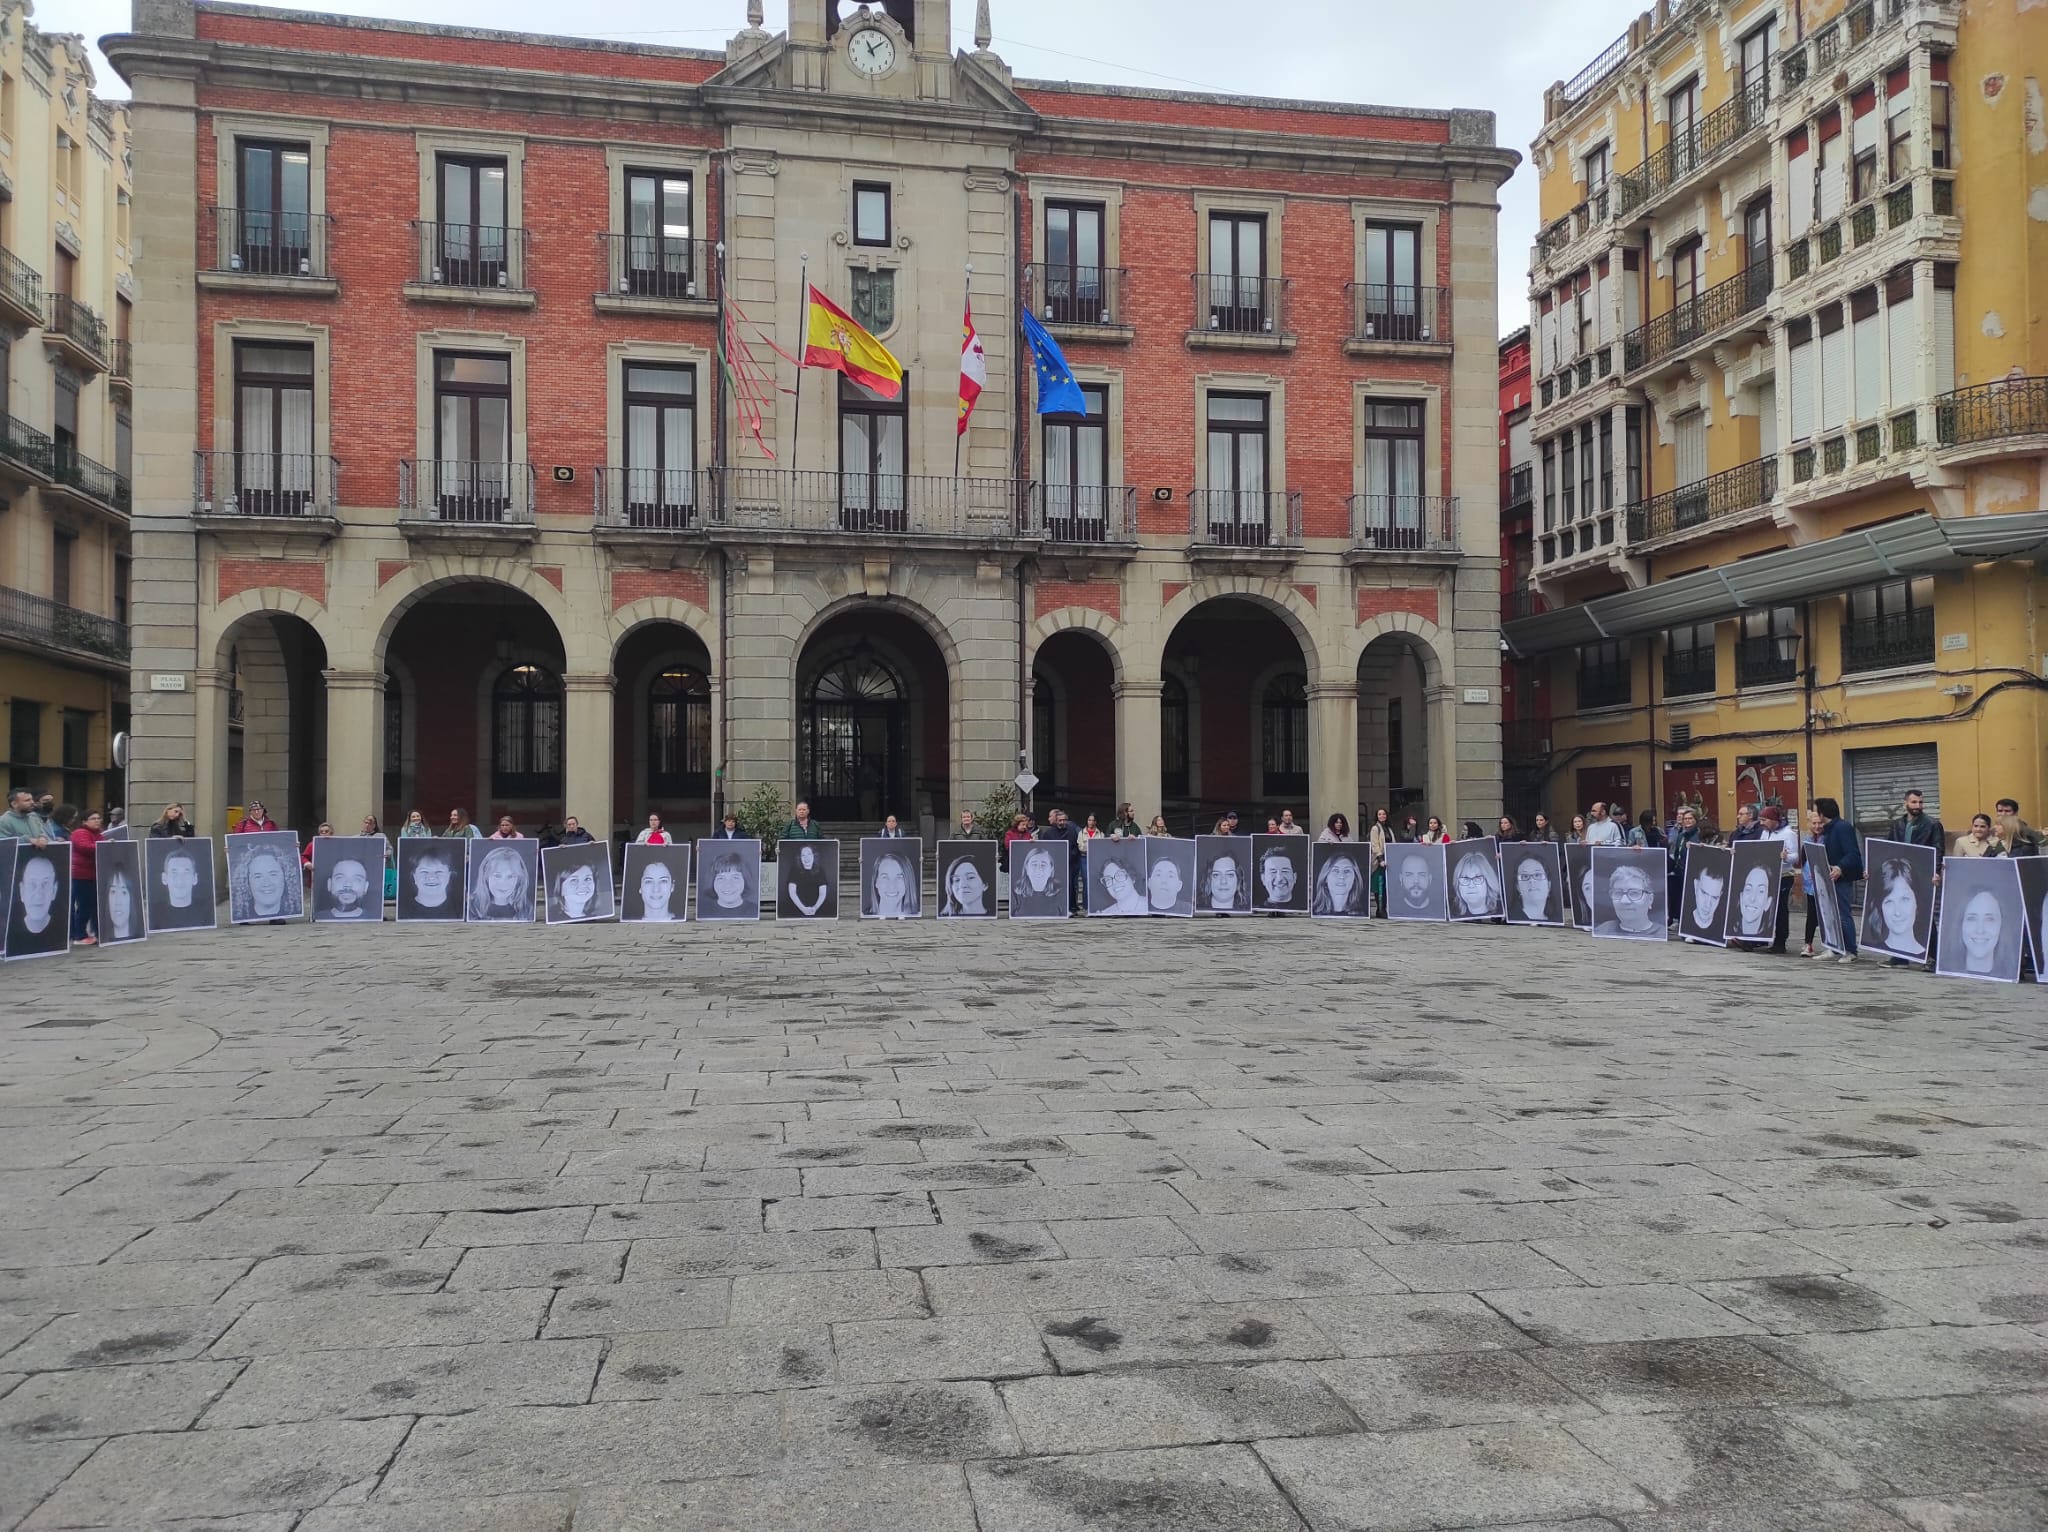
left=1801, top=599, right=1817, bottom=800
left=1013, top=177, right=1030, bottom=793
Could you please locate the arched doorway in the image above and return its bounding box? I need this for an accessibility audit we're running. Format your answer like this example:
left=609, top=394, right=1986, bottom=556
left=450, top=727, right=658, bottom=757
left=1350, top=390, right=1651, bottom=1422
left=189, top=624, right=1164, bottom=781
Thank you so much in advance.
left=380, top=582, right=566, bottom=830
left=1358, top=632, right=1434, bottom=821
left=1031, top=629, right=1116, bottom=818
left=797, top=607, right=949, bottom=826
left=1160, top=597, right=1312, bottom=827
left=613, top=621, right=714, bottom=837
left=215, top=612, right=327, bottom=835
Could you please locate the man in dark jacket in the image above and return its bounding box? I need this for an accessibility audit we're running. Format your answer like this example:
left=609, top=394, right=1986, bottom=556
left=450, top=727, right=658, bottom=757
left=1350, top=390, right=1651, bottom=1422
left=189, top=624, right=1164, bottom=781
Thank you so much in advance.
left=1729, top=804, right=1762, bottom=842
left=1889, top=790, right=1946, bottom=866
left=557, top=816, right=596, bottom=847
left=709, top=811, right=748, bottom=841
left=1038, top=807, right=1084, bottom=911
left=1816, top=796, right=1863, bottom=962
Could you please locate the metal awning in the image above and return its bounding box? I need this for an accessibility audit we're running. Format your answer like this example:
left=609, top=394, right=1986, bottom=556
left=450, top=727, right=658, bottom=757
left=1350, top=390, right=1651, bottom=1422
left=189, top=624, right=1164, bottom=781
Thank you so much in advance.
left=1503, top=510, right=2048, bottom=657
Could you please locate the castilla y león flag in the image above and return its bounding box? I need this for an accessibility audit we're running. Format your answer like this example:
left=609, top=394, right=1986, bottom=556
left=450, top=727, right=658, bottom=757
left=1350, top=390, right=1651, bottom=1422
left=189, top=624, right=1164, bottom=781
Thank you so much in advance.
left=802, top=284, right=903, bottom=398
left=957, top=301, right=987, bottom=436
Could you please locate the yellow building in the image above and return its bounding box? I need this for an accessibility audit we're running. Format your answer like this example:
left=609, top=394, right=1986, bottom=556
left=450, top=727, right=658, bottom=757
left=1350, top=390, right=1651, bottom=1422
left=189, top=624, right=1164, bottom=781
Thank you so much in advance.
left=0, top=2, right=134, bottom=816
left=1507, top=0, right=2047, bottom=840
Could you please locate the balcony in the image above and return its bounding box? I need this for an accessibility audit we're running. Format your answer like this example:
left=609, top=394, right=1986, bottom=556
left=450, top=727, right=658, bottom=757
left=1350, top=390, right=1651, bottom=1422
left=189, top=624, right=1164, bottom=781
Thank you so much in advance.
left=406, top=222, right=532, bottom=305
left=1347, top=494, right=1458, bottom=557
left=714, top=469, right=1029, bottom=543
left=1187, top=488, right=1303, bottom=553
left=0, top=584, right=128, bottom=669
left=1779, top=0, right=1910, bottom=90
left=1736, top=634, right=1800, bottom=689
left=1503, top=464, right=1534, bottom=512
left=1344, top=284, right=1449, bottom=353
left=1615, top=79, right=1771, bottom=220
left=1534, top=187, right=1612, bottom=271
left=195, top=451, right=342, bottom=526
left=596, top=234, right=718, bottom=314
left=1934, top=377, right=2048, bottom=463
left=1188, top=273, right=1293, bottom=350
left=1625, top=456, right=1777, bottom=545
left=202, top=207, right=337, bottom=292
left=47, top=447, right=130, bottom=521
left=1560, top=29, right=1631, bottom=110
left=398, top=459, right=538, bottom=531
left=1024, top=264, right=1130, bottom=339
left=1506, top=589, right=1548, bottom=621
left=1577, top=667, right=1631, bottom=712
left=1663, top=646, right=1717, bottom=700
left=593, top=465, right=714, bottom=532
left=44, top=294, right=109, bottom=375
left=1623, top=263, right=1771, bottom=376
left=109, top=339, right=132, bottom=398
left=1022, top=483, right=1139, bottom=547
left=0, top=245, right=45, bottom=331
left=1841, top=607, right=1934, bottom=674
left=0, top=414, right=54, bottom=486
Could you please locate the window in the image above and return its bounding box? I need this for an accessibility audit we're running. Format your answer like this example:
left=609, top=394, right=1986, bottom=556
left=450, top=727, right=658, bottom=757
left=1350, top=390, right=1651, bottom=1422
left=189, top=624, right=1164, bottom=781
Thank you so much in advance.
left=838, top=371, right=908, bottom=531
left=1667, top=77, right=1701, bottom=177
left=1043, top=201, right=1106, bottom=325
left=52, top=529, right=74, bottom=608
left=234, top=341, right=315, bottom=514
left=648, top=666, right=711, bottom=797
left=1042, top=382, right=1109, bottom=539
left=433, top=352, right=512, bottom=519
left=853, top=182, right=891, bottom=246
left=1598, top=414, right=1614, bottom=510
left=1738, top=607, right=1800, bottom=687
left=624, top=170, right=695, bottom=298
left=1203, top=391, right=1270, bottom=544
left=436, top=155, right=509, bottom=287
left=1743, top=198, right=1772, bottom=273
left=1540, top=440, right=1556, bottom=532
left=1582, top=142, right=1611, bottom=192
left=1161, top=675, right=1189, bottom=797
left=1671, top=237, right=1703, bottom=309
left=1261, top=674, right=1308, bottom=796
left=492, top=664, right=562, bottom=798
left=235, top=140, right=311, bottom=276
left=849, top=267, right=895, bottom=333
left=1843, top=577, right=1935, bottom=672
left=1560, top=431, right=1575, bottom=521
left=115, top=410, right=131, bottom=487
left=114, top=556, right=130, bottom=627
left=622, top=362, right=697, bottom=526
left=1887, top=68, right=1913, bottom=181
left=1205, top=212, right=1268, bottom=333
left=1625, top=406, right=1644, bottom=504
left=1578, top=420, right=1596, bottom=521
left=1931, top=68, right=1951, bottom=169
left=53, top=246, right=75, bottom=299
left=8, top=700, right=40, bottom=766
left=1359, top=399, right=1424, bottom=547
left=1739, top=23, right=1774, bottom=103
left=1578, top=639, right=1631, bottom=710
left=1360, top=223, right=1423, bottom=340
left=53, top=377, right=78, bottom=474
left=1664, top=623, right=1716, bottom=698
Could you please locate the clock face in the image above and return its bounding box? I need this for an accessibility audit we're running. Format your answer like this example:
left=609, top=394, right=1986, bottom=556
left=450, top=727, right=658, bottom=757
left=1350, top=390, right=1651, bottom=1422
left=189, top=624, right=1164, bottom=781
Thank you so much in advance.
left=847, top=27, right=897, bottom=76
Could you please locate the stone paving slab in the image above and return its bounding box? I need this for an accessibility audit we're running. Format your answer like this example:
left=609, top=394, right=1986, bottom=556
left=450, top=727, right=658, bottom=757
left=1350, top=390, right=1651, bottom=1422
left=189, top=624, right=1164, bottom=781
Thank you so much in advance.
left=2, top=920, right=2045, bottom=1529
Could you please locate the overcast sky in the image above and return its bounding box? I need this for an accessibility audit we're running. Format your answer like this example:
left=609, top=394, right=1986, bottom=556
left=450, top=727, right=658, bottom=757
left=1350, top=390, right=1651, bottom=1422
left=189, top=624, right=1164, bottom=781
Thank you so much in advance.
left=72, top=0, right=1645, bottom=335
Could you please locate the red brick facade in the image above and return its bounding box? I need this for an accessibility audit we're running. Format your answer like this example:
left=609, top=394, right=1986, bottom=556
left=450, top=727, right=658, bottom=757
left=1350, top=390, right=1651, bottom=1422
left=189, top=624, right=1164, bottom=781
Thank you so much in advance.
left=611, top=568, right=711, bottom=614
left=217, top=558, right=325, bottom=606
left=1356, top=587, right=1438, bottom=626
left=1032, top=581, right=1120, bottom=623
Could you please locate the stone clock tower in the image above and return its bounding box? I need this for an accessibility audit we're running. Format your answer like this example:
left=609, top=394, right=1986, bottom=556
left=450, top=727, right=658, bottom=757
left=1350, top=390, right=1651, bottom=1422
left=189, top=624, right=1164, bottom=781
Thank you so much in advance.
left=783, top=2, right=959, bottom=99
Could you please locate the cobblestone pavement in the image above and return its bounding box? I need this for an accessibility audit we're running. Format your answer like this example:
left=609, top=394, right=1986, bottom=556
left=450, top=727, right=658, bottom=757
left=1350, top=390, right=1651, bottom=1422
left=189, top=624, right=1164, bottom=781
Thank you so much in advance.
left=3, top=917, right=2046, bottom=1531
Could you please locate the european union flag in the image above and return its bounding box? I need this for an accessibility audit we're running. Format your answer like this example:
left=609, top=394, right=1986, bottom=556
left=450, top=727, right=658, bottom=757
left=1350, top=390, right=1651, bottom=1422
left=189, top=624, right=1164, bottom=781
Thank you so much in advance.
left=1020, top=308, right=1087, bottom=416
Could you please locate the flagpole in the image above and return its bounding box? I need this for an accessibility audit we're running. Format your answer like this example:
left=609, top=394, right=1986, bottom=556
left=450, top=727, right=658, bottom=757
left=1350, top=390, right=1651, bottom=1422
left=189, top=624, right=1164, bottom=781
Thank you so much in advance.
left=954, top=262, right=971, bottom=478
left=789, top=252, right=809, bottom=473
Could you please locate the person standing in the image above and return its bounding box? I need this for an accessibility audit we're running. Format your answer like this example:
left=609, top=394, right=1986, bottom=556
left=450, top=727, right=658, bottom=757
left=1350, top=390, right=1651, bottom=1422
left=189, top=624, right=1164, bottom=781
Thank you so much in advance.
left=1110, top=803, right=1142, bottom=840
left=234, top=799, right=278, bottom=834
left=1758, top=803, right=1800, bottom=954
left=1367, top=807, right=1393, bottom=918
left=1952, top=814, right=2005, bottom=858
left=558, top=816, right=596, bottom=847
left=1667, top=807, right=1705, bottom=921
left=1002, top=813, right=1033, bottom=870
left=150, top=803, right=195, bottom=839
left=1496, top=815, right=1521, bottom=843
left=958, top=808, right=979, bottom=839
left=400, top=810, right=433, bottom=840
left=0, top=788, right=50, bottom=845
left=1729, top=804, right=1762, bottom=843
left=1279, top=810, right=1307, bottom=836
left=1813, top=796, right=1863, bottom=963
left=781, top=802, right=825, bottom=841
left=1889, top=790, right=1946, bottom=865
left=1528, top=812, right=1561, bottom=846
left=878, top=814, right=910, bottom=839
left=1584, top=803, right=1622, bottom=848
left=1419, top=817, right=1451, bottom=846
left=69, top=809, right=104, bottom=945
left=1038, top=806, right=1084, bottom=911
left=490, top=816, right=524, bottom=841
left=1993, top=798, right=2042, bottom=856
left=1318, top=813, right=1353, bottom=843
left=709, top=809, right=748, bottom=841
left=443, top=808, right=482, bottom=840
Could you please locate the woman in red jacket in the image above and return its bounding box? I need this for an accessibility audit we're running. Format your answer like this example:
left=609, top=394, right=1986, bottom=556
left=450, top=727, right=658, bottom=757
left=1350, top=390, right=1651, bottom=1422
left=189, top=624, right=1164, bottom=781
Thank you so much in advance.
left=69, top=808, right=104, bottom=945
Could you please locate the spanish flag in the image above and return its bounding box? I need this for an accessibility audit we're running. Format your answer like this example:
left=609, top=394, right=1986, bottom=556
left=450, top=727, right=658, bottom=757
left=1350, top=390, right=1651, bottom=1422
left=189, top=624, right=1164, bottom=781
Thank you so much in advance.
left=802, top=285, right=904, bottom=399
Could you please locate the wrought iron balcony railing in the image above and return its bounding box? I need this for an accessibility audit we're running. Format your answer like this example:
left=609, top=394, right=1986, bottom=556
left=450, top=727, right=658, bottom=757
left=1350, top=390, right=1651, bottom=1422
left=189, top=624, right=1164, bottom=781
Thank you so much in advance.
left=0, top=244, right=45, bottom=324
left=1346, top=284, right=1449, bottom=344
left=716, top=469, right=1027, bottom=539
left=1663, top=646, right=1717, bottom=699
left=1615, top=78, right=1770, bottom=215
left=110, top=338, right=132, bottom=383
left=1188, top=488, right=1303, bottom=549
left=1348, top=494, right=1458, bottom=553
left=0, top=583, right=128, bottom=662
left=1625, top=456, right=1777, bottom=543
left=206, top=207, right=335, bottom=279
left=195, top=451, right=341, bottom=518
left=1623, top=263, right=1771, bottom=373
left=398, top=459, right=537, bottom=524
left=594, top=465, right=715, bottom=530
left=1780, top=0, right=1909, bottom=88
left=1191, top=273, right=1291, bottom=338
left=1024, top=264, right=1129, bottom=330
left=47, top=294, right=108, bottom=364
left=1736, top=635, right=1800, bottom=689
left=1022, top=483, right=1139, bottom=544
left=1935, top=377, right=2048, bottom=450
left=0, top=414, right=54, bottom=478
left=1841, top=607, right=1934, bottom=673
left=50, top=447, right=130, bottom=516
left=1577, top=667, right=1632, bottom=711
left=599, top=234, right=718, bottom=303
left=411, top=222, right=529, bottom=291
left=1562, top=29, right=1631, bottom=107
left=1503, top=464, right=1534, bottom=510
left=1506, top=589, right=1548, bottom=621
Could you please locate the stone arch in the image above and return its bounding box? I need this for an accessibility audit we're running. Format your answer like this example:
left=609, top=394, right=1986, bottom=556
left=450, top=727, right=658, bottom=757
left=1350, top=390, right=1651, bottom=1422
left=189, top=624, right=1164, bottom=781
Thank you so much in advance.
left=1154, top=575, right=1326, bottom=683
left=1354, top=609, right=1452, bottom=691
left=792, top=590, right=964, bottom=679
left=1357, top=618, right=1450, bottom=826
left=368, top=557, right=574, bottom=670
left=610, top=602, right=717, bottom=828
left=1025, top=607, right=1128, bottom=684
left=201, top=587, right=339, bottom=666
left=608, top=596, right=716, bottom=661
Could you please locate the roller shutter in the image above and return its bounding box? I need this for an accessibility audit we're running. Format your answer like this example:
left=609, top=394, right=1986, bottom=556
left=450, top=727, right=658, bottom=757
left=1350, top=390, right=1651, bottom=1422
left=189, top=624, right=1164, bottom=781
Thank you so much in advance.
left=1845, top=744, right=1941, bottom=833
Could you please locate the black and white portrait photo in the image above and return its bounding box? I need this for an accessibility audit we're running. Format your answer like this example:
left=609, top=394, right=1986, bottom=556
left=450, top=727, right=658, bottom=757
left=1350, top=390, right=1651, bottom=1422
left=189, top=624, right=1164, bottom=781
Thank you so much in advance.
left=1802, top=840, right=1848, bottom=955
left=1501, top=842, right=1566, bottom=927
left=1934, top=856, right=2025, bottom=984
left=1565, top=842, right=1595, bottom=929
left=396, top=838, right=467, bottom=923
left=226, top=830, right=304, bottom=924
left=1143, top=837, right=1196, bottom=918
left=468, top=839, right=539, bottom=923
left=1309, top=841, right=1370, bottom=919
left=1676, top=843, right=1734, bottom=946
left=3, top=843, right=68, bottom=960
left=936, top=840, right=997, bottom=919
left=1590, top=847, right=1668, bottom=941
left=2016, top=857, right=2048, bottom=984
left=621, top=843, right=690, bottom=923
left=542, top=841, right=616, bottom=925
left=312, top=836, right=387, bottom=924
left=1193, top=834, right=1251, bottom=915
left=1858, top=839, right=1937, bottom=965
left=1725, top=841, right=1785, bottom=947
left=1446, top=838, right=1503, bottom=922
left=777, top=839, right=841, bottom=920
left=1384, top=841, right=1449, bottom=923
left=0, top=840, right=15, bottom=939
left=1250, top=834, right=1309, bottom=915
left=860, top=838, right=922, bottom=920
left=1008, top=838, right=1070, bottom=920
left=146, top=836, right=218, bottom=933
left=696, top=839, right=762, bottom=922
left=1086, top=836, right=1149, bottom=917
left=94, top=838, right=147, bottom=947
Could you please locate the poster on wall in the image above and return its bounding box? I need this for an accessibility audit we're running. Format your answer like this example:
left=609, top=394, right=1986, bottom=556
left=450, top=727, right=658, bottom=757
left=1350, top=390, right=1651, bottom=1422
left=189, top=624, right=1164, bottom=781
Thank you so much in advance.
left=1735, top=754, right=1800, bottom=817
left=1934, top=856, right=2026, bottom=984
left=1589, top=846, right=1668, bottom=940
left=311, top=836, right=388, bottom=923
left=396, top=838, right=467, bottom=923
left=1857, top=839, right=1937, bottom=966
left=860, top=838, right=922, bottom=920
left=1565, top=842, right=1595, bottom=929
left=696, top=839, right=762, bottom=922
left=1085, top=837, right=1150, bottom=917
left=1384, top=841, right=1449, bottom=923
left=1445, top=838, right=1503, bottom=922
left=776, top=839, right=841, bottom=920
left=2015, top=857, right=2048, bottom=984
left=2, top=843, right=68, bottom=960
left=1662, top=760, right=1721, bottom=827
left=542, top=842, right=617, bottom=924
left=1142, top=837, right=1196, bottom=918
left=1802, top=840, right=1847, bottom=955
left=935, top=840, right=997, bottom=918
left=621, top=844, right=690, bottom=923
left=225, top=830, right=304, bottom=924
left=1675, top=843, right=1734, bottom=946
left=1309, top=841, right=1371, bottom=919
left=1250, top=834, right=1309, bottom=915
left=1501, top=841, right=1566, bottom=927
left=1724, top=841, right=1785, bottom=947
left=93, top=839, right=147, bottom=947
left=1007, top=838, right=1070, bottom=920
left=1192, top=835, right=1252, bottom=916
left=468, top=839, right=540, bottom=923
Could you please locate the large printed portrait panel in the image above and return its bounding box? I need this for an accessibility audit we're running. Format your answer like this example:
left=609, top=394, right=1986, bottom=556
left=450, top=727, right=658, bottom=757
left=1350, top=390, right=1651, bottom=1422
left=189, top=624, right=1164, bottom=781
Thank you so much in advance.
left=1085, top=837, right=1149, bottom=917
left=1565, top=842, right=1595, bottom=930
left=1676, top=843, right=1734, bottom=946
left=3, top=842, right=68, bottom=960
left=1935, top=856, right=2025, bottom=984
left=1384, top=841, right=1448, bottom=923
left=1250, top=834, right=1309, bottom=914
left=1501, top=842, right=1565, bottom=927
left=543, top=842, right=617, bottom=925
left=1725, top=841, right=1785, bottom=946
left=146, top=836, right=219, bottom=934
left=621, top=844, right=691, bottom=923
left=397, top=839, right=467, bottom=922
left=696, top=839, right=762, bottom=922
left=1142, top=837, right=1196, bottom=918
left=1309, top=842, right=1370, bottom=919
left=312, top=836, right=388, bottom=924
left=94, top=838, right=147, bottom=947
left=935, top=840, right=997, bottom=919
left=1008, top=839, right=1070, bottom=920
left=226, top=830, right=304, bottom=924
left=1802, top=840, right=1847, bottom=954
left=1446, top=838, right=1503, bottom=922
left=468, top=839, right=540, bottom=923
left=2017, top=856, right=2048, bottom=984
left=1859, top=839, right=1937, bottom=966
left=860, top=839, right=923, bottom=920
left=777, top=839, right=841, bottom=920
left=1590, top=846, right=1668, bottom=941
left=1192, top=835, right=1252, bottom=916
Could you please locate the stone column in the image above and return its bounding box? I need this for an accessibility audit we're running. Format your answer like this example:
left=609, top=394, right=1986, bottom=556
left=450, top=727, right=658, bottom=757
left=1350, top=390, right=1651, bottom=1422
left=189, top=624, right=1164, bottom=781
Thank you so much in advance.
left=321, top=669, right=384, bottom=833
left=1307, top=681, right=1359, bottom=830
left=1427, top=683, right=1462, bottom=827
left=1113, top=680, right=1162, bottom=819
left=191, top=666, right=230, bottom=848
left=563, top=673, right=616, bottom=840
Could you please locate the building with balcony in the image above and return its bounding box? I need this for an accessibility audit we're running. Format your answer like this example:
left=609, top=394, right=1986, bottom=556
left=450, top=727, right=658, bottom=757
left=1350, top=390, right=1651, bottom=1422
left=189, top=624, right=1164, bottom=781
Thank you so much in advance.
left=0, top=4, right=133, bottom=817
left=1509, top=0, right=2048, bottom=836
left=107, top=0, right=1516, bottom=844
left=1498, top=326, right=1548, bottom=825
